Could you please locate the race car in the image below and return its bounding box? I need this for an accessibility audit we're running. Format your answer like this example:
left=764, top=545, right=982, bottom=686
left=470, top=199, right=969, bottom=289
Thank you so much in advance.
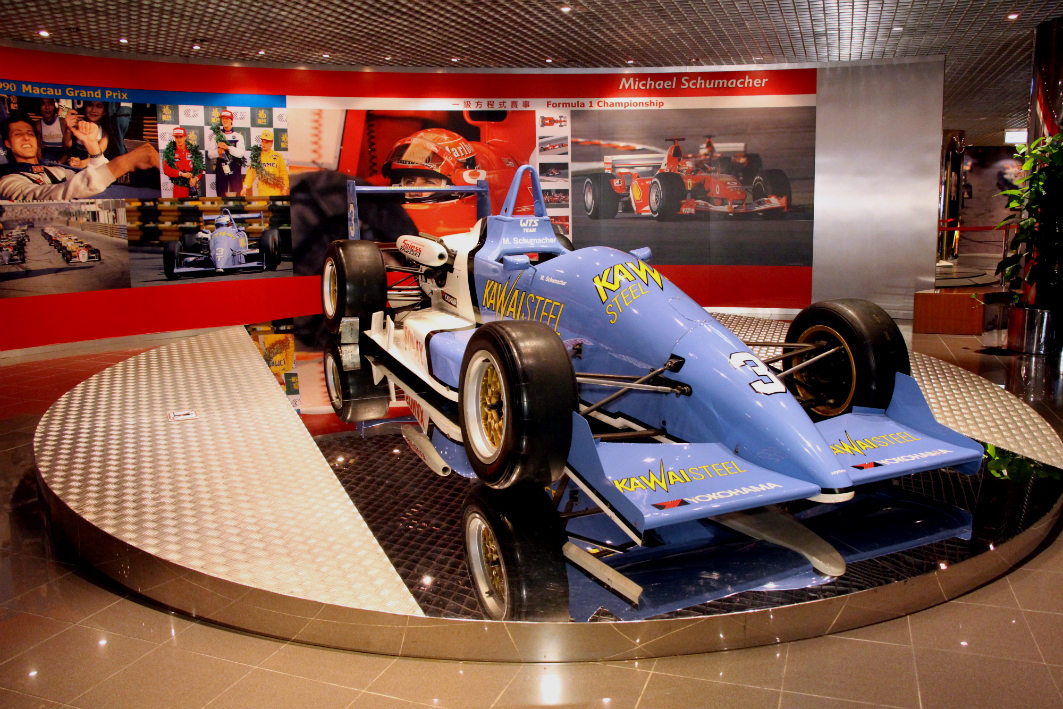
left=54, top=234, right=101, bottom=263
left=539, top=140, right=568, bottom=152
left=162, top=209, right=280, bottom=280
left=540, top=116, right=568, bottom=128
left=0, top=232, right=26, bottom=265
left=583, top=137, right=791, bottom=221
left=321, top=166, right=983, bottom=619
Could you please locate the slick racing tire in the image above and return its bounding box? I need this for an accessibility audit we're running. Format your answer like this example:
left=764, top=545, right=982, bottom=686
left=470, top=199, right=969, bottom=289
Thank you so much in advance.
left=462, top=482, right=570, bottom=621
left=163, top=241, right=180, bottom=280
left=323, top=339, right=391, bottom=423
left=784, top=299, right=910, bottom=420
left=648, top=172, right=685, bottom=221
left=751, top=169, right=792, bottom=219
left=458, top=321, right=577, bottom=489
left=259, top=230, right=280, bottom=271
left=583, top=172, right=620, bottom=220
left=322, top=240, right=387, bottom=337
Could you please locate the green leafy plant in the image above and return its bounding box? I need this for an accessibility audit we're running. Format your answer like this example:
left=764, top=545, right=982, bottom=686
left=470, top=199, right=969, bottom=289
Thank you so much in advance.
left=984, top=443, right=1060, bottom=482
left=209, top=123, right=247, bottom=169
left=997, top=133, right=1063, bottom=310
left=163, top=140, right=204, bottom=188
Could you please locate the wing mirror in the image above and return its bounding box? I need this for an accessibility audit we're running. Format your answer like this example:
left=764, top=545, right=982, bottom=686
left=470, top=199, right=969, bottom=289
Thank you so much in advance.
left=502, top=254, right=532, bottom=271
left=630, top=246, right=652, bottom=262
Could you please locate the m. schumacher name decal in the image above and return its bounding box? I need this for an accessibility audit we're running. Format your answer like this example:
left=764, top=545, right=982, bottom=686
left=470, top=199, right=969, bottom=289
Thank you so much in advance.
left=482, top=272, right=565, bottom=332
left=830, top=430, right=921, bottom=456
left=613, top=458, right=747, bottom=494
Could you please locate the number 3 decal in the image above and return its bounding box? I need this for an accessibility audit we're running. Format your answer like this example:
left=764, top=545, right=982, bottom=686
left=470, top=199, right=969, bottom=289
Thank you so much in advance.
left=728, top=352, right=787, bottom=395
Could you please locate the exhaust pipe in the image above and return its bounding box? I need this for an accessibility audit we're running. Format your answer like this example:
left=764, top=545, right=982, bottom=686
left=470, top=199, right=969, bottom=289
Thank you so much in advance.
left=401, top=424, right=452, bottom=477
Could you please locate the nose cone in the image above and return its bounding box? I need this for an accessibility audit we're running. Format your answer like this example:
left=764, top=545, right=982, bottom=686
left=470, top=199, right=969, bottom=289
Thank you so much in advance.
left=671, top=323, right=853, bottom=491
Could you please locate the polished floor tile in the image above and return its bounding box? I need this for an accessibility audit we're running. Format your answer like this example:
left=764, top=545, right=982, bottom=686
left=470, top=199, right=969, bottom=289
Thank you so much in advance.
left=167, top=621, right=286, bottom=666
left=79, top=596, right=195, bottom=644
left=914, top=647, right=1063, bottom=709
left=0, top=608, right=71, bottom=664
left=1024, top=611, right=1063, bottom=665
left=779, top=691, right=903, bottom=708
left=952, top=577, right=1021, bottom=608
left=637, top=671, right=780, bottom=709
left=205, top=668, right=360, bottom=709
left=651, top=644, right=787, bottom=690
left=834, top=616, right=913, bottom=646
left=781, top=636, right=920, bottom=708
left=0, top=686, right=65, bottom=709
left=69, top=644, right=251, bottom=709
left=1009, top=570, right=1063, bottom=614
left=493, top=662, right=650, bottom=709
left=366, top=657, right=520, bottom=709
left=258, top=643, right=395, bottom=690
left=0, top=624, right=156, bottom=703
left=908, top=600, right=1043, bottom=661
left=3, top=572, right=121, bottom=625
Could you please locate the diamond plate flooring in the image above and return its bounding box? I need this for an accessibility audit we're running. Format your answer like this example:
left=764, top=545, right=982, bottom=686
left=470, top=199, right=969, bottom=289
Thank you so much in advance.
left=32, top=327, right=421, bottom=615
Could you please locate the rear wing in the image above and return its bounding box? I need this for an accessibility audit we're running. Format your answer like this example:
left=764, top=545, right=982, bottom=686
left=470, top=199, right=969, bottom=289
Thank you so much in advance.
left=604, top=154, right=665, bottom=173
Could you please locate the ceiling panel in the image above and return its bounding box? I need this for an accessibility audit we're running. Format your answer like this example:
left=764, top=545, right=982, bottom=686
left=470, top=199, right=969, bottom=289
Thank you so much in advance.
left=3, top=1, right=1062, bottom=144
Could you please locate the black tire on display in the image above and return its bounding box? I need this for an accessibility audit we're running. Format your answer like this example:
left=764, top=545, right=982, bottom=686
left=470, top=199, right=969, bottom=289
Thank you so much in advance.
left=322, top=339, right=391, bottom=423
left=163, top=240, right=180, bottom=280
left=461, top=482, right=570, bottom=621
left=740, top=154, right=764, bottom=185
left=259, top=230, right=280, bottom=271
left=648, top=172, right=686, bottom=221
left=583, top=172, right=621, bottom=220
left=321, top=240, right=387, bottom=337
left=751, top=169, right=792, bottom=219
left=783, top=299, right=910, bottom=420
left=458, top=321, right=576, bottom=489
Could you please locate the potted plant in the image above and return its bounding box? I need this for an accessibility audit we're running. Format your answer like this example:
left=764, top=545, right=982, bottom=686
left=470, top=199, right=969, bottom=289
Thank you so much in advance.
left=997, top=132, right=1063, bottom=353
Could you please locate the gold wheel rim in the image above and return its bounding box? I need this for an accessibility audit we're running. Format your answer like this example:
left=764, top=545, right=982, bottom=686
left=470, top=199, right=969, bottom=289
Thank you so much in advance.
left=793, top=324, right=856, bottom=417
left=480, top=524, right=506, bottom=600
left=479, top=364, right=504, bottom=449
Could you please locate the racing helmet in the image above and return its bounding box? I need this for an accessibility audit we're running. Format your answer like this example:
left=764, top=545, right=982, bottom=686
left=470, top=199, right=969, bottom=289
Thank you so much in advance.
left=382, top=128, right=477, bottom=201
left=215, top=210, right=233, bottom=229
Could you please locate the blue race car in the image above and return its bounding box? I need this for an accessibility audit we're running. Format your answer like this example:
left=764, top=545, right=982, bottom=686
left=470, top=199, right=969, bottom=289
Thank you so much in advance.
left=321, top=166, right=983, bottom=619
left=163, top=209, right=280, bottom=280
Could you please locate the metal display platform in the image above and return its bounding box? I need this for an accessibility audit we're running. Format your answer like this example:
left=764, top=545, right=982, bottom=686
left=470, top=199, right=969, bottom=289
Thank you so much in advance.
left=32, top=321, right=1063, bottom=661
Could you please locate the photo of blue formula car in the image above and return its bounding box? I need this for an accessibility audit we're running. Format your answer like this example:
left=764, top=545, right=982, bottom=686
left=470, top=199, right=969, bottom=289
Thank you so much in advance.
left=320, top=166, right=983, bottom=619
left=163, top=209, right=280, bottom=280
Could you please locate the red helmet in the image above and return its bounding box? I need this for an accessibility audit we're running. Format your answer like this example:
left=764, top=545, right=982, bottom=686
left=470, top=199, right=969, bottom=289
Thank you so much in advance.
left=382, top=129, right=477, bottom=184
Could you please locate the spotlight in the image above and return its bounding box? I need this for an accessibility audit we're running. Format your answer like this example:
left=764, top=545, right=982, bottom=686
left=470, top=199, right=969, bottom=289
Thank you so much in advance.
left=546, top=58, right=553, bottom=63
left=192, top=45, right=201, bottom=49
left=38, top=30, right=50, bottom=37
left=451, top=57, right=459, bottom=62
left=258, top=50, right=265, bottom=55
left=891, top=27, right=903, bottom=32
left=560, top=5, right=571, bottom=12
left=119, top=38, right=128, bottom=44
left=1007, top=13, right=1019, bottom=20
left=322, top=54, right=329, bottom=58
left=627, top=60, right=634, bottom=64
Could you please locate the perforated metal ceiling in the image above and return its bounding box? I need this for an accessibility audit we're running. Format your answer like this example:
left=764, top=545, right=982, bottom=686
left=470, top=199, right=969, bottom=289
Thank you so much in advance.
left=3, top=1, right=1062, bottom=144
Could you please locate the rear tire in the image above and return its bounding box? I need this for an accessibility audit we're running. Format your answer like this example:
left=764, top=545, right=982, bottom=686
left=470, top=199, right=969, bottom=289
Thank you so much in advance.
left=163, top=241, right=180, bottom=280
left=458, top=321, right=576, bottom=489
left=462, top=482, right=570, bottom=621
left=752, top=169, right=792, bottom=219
left=583, top=173, right=620, bottom=220
left=648, top=172, right=686, bottom=221
left=259, top=230, right=280, bottom=271
left=784, top=299, right=909, bottom=419
left=323, top=339, right=391, bottom=423
left=321, top=240, right=387, bottom=337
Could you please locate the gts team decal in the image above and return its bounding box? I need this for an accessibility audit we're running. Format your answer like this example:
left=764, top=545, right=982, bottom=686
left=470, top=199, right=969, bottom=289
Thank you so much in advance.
left=613, top=458, right=747, bottom=495
left=851, top=448, right=954, bottom=470
left=482, top=272, right=565, bottom=332
left=830, top=430, right=922, bottom=456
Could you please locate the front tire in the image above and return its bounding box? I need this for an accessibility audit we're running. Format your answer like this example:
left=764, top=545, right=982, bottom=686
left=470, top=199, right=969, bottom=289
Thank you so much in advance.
left=462, top=482, right=570, bottom=621
left=648, top=172, right=685, bottom=221
left=321, top=240, right=387, bottom=337
left=784, top=299, right=909, bottom=419
left=458, top=321, right=576, bottom=489
left=163, top=241, right=180, bottom=280
left=583, top=173, right=620, bottom=220
left=259, top=230, right=280, bottom=271
left=752, top=169, right=792, bottom=219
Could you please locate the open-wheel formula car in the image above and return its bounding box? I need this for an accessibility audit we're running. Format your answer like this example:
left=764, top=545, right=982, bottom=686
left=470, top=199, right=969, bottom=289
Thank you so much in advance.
left=584, top=137, right=791, bottom=221
left=0, top=229, right=27, bottom=265
left=163, top=209, right=280, bottom=280
left=321, top=166, right=983, bottom=620
left=50, top=232, right=101, bottom=263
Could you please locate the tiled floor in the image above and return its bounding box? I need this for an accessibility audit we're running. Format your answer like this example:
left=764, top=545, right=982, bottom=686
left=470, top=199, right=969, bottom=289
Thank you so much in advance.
left=2, top=329, right=1063, bottom=708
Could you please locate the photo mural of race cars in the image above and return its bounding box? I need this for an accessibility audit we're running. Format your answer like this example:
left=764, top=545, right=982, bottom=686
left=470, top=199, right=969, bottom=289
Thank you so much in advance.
left=320, top=167, right=982, bottom=621
left=0, top=200, right=131, bottom=298
left=571, top=107, right=815, bottom=267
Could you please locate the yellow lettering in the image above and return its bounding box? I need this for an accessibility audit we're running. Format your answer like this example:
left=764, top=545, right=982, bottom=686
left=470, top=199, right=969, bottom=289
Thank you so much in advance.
left=628, top=477, right=648, bottom=491
left=832, top=441, right=860, bottom=456
left=856, top=439, right=877, bottom=452
left=667, top=470, right=685, bottom=486
left=612, top=295, right=623, bottom=314
left=681, top=469, right=691, bottom=482
left=613, top=263, right=635, bottom=283
left=689, top=468, right=705, bottom=480
left=711, top=462, right=728, bottom=476
left=622, top=286, right=633, bottom=306
left=505, top=289, right=520, bottom=318
left=593, top=266, right=624, bottom=302
left=516, top=291, right=527, bottom=320
left=626, top=260, right=663, bottom=289
left=553, top=303, right=564, bottom=332
left=547, top=301, right=560, bottom=328
left=606, top=303, right=618, bottom=324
